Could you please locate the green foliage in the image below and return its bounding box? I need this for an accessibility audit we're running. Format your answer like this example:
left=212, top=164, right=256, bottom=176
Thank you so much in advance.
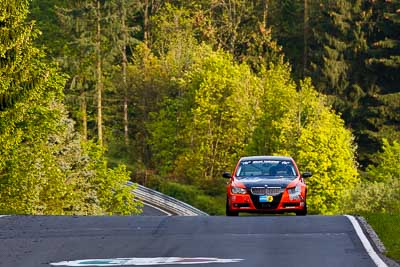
left=290, top=80, right=359, bottom=214
left=367, top=139, right=400, bottom=182
left=185, top=0, right=284, bottom=70
left=125, top=43, right=182, bottom=167
left=174, top=45, right=263, bottom=183
left=0, top=0, right=142, bottom=215
left=308, top=0, right=400, bottom=167
left=342, top=178, right=400, bottom=214
left=145, top=40, right=359, bottom=215
left=146, top=98, right=183, bottom=175
left=360, top=0, right=400, bottom=164
left=26, top=0, right=400, bottom=216
left=158, top=181, right=225, bottom=216
left=0, top=105, right=143, bottom=215
left=83, top=141, right=143, bottom=215
left=342, top=139, right=400, bottom=214
left=267, top=0, right=305, bottom=78
left=151, top=3, right=198, bottom=57
left=246, top=65, right=359, bottom=214
left=1, top=0, right=65, bottom=214
left=246, top=63, right=298, bottom=155
left=29, top=0, right=69, bottom=58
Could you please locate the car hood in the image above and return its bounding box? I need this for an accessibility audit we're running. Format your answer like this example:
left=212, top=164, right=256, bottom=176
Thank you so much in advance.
left=235, top=177, right=294, bottom=188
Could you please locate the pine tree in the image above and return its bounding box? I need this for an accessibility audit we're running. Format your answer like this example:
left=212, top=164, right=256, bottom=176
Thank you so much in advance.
left=307, top=0, right=378, bottom=166
left=0, top=0, right=62, bottom=157
left=267, top=0, right=304, bottom=77
left=55, top=1, right=97, bottom=141
left=0, top=0, right=71, bottom=213
left=56, top=0, right=108, bottom=145
left=362, top=0, right=400, bottom=152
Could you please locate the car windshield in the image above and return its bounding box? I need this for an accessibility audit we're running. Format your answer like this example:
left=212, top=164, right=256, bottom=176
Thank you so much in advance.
left=235, top=159, right=297, bottom=179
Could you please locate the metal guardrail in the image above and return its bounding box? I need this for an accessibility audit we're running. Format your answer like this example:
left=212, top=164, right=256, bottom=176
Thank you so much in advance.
left=127, top=182, right=209, bottom=216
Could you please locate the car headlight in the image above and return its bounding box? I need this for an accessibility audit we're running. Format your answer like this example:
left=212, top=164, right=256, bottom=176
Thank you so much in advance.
left=231, top=187, right=247, bottom=194
left=287, top=184, right=301, bottom=200
left=288, top=186, right=300, bottom=194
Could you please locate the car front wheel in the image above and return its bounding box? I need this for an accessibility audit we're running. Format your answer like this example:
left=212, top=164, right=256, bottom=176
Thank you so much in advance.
left=226, top=198, right=239, bottom=216
left=295, top=202, right=307, bottom=216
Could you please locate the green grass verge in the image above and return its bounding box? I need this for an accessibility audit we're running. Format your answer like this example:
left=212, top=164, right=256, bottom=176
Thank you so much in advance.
left=363, top=212, right=400, bottom=261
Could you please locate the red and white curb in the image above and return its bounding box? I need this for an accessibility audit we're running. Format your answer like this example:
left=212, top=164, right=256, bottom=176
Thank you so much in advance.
left=50, top=257, right=244, bottom=266
left=345, top=215, right=387, bottom=267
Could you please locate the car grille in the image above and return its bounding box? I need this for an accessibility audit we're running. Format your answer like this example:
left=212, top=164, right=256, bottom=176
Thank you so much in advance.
left=250, top=187, right=285, bottom=196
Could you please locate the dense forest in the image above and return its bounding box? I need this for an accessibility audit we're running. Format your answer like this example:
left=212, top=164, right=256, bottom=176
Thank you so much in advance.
left=1, top=0, right=399, bottom=215
left=0, top=0, right=142, bottom=215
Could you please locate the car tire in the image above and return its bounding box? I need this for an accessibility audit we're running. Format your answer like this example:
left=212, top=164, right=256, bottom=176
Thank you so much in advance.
left=295, top=202, right=307, bottom=216
left=226, top=198, right=239, bottom=216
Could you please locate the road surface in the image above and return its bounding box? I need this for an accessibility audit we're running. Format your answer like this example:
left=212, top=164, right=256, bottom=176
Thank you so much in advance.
left=0, top=215, right=384, bottom=267
left=140, top=202, right=172, bottom=216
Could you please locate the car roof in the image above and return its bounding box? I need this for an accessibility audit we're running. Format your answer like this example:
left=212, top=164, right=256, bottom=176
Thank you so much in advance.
left=239, top=155, right=293, bottom=162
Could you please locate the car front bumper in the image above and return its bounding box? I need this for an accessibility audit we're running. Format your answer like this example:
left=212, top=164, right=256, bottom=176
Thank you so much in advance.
left=228, top=193, right=306, bottom=213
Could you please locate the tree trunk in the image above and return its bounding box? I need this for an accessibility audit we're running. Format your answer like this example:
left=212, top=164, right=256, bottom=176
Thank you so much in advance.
left=96, top=0, right=103, bottom=146
left=263, top=0, right=269, bottom=28
left=303, top=0, right=309, bottom=78
left=79, top=77, right=87, bottom=141
left=144, top=0, right=149, bottom=45
left=121, top=0, right=129, bottom=146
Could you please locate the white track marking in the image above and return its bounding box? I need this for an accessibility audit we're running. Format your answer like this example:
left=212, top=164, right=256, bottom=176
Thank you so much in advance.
left=345, top=215, right=387, bottom=267
left=51, top=257, right=244, bottom=266
left=0, top=215, right=9, bottom=218
left=143, top=202, right=173, bottom=216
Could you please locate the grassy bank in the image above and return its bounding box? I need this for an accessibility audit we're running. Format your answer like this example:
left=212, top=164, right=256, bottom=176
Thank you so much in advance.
left=146, top=180, right=226, bottom=216
left=363, top=213, right=400, bottom=261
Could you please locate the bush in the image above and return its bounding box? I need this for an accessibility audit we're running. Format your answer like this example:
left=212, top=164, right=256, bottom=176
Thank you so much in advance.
left=160, top=182, right=199, bottom=205
left=342, top=178, right=400, bottom=214
left=194, top=195, right=225, bottom=215
left=342, top=139, right=400, bottom=214
left=158, top=181, right=225, bottom=215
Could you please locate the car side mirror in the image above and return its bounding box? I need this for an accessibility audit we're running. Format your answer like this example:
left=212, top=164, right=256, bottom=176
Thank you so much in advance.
left=222, top=172, right=232, bottom=179
left=302, top=172, right=312, bottom=178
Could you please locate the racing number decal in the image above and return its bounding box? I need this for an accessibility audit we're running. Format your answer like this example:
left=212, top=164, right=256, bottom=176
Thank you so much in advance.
left=259, top=195, right=274, bottom=202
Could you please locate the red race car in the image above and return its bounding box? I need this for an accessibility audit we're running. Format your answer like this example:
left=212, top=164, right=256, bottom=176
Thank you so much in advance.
left=223, top=156, right=311, bottom=216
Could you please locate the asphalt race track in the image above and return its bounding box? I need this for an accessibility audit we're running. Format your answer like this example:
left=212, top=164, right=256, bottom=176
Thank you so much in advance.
left=139, top=203, right=171, bottom=216
left=0, top=215, right=382, bottom=267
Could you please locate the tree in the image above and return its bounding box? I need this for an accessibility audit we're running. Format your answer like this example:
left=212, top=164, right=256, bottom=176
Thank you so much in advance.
left=29, top=0, right=69, bottom=58
left=245, top=61, right=359, bottom=214
left=307, top=0, right=379, bottom=167
left=170, top=45, right=263, bottom=185
left=95, top=0, right=104, bottom=146
left=266, top=0, right=305, bottom=78
left=366, top=139, right=400, bottom=182
left=361, top=0, right=400, bottom=158
left=108, top=0, right=142, bottom=145
left=246, top=62, right=298, bottom=155
left=54, top=0, right=97, bottom=141
left=0, top=0, right=59, bottom=162
left=157, top=0, right=283, bottom=71
left=278, top=79, right=359, bottom=214
left=56, top=0, right=109, bottom=146
left=0, top=0, right=142, bottom=215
